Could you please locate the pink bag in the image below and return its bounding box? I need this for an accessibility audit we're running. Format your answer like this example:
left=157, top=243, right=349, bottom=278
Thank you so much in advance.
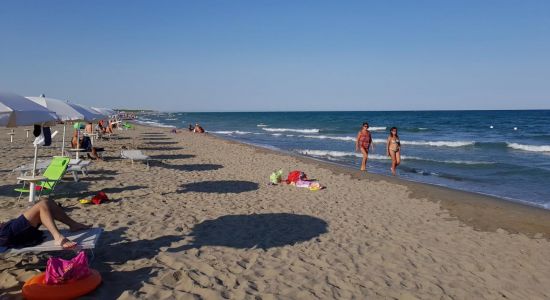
left=45, top=251, right=91, bottom=284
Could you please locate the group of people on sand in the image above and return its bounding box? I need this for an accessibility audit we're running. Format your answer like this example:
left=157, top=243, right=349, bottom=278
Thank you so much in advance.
left=356, top=122, right=401, bottom=175
left=98, top=119, right=115, bottom=134
left=71, top=122, right=104, bottom=160
left=2, top=120, right=121, bottom=250
left=188, top=123, right=205, bottom=133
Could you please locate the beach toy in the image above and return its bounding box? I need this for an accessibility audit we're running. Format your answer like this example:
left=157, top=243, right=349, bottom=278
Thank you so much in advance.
left=270, top=169, right=283, bottom=184
left=22, top=269, right=102, bottom=300
left=79, top=199, right=92, bottom=204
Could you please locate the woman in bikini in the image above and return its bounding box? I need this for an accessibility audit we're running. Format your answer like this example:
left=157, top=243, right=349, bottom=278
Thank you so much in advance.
left=386, top=127, right=401, bottom=175
left=356, top=122, right=374, bottom=171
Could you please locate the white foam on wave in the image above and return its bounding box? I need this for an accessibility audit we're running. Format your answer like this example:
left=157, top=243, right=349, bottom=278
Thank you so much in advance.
left=369, top=126, right=387, bottom=131
left=297, top=149, right=388, bottom=160
left=297, top=149, right=493, bottom=165
left=271, top=133, right=282, bottom=136
left=257, top=124, right=268, bottom=127
left=263, top=128, right=320, bottom=134
left=405, top=157, right=494, bottom=165
left=402, top=140, right=474, bottom=147
left=298, top=135, right=471, bottom=148
left=211, top=130, right=251, bottom=135
left=301, top=135, right=356, bottom=142
left=507, top=143, right=550, bottom=152
left=134, top=120, right=175, bottom=128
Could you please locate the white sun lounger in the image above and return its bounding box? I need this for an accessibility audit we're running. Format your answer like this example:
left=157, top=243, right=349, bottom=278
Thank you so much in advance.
left=13, top=159, right=91, bottom=182
left=121, top=149, right=150, bottom=168
left=0, top=228, right=102, bottom=255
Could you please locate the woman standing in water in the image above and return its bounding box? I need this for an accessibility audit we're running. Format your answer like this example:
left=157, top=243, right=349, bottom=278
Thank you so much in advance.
left=386, top=127, right=401, bottom=175
left=356, top=122, right=374, bottom=171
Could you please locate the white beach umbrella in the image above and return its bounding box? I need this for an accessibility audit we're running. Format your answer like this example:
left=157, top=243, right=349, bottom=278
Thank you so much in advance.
left=92, top=107, right=116, bottom=117
left=27, top=95, right=86, bottom=155
left=27, top=95, right=84, bottom=121
left=0, top=92, right=58, bottom=203
left=0, top=92, right=58, bottom=127
left=67, top=103, right=104, bottom=122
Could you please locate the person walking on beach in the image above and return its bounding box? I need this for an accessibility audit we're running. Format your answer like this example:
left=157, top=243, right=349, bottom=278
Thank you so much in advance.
left=356, top=122, right=374, bottom=171
left=386, top=127, right=401, bottom=175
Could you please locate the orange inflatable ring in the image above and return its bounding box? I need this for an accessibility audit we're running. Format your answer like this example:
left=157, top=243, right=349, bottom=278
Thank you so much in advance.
left=22, top=269, right=102, bottom=300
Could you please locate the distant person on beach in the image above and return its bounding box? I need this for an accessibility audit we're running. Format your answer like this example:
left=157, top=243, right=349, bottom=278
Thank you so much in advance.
left=387, top=127, right=401, bottom=175
left=188, top=124, right=194, bottom=131
left=193, top=123, right=205, bottom=133
left=84, top=122, right=93, bottom=134
left=356, top=122, right=374, bottom=171
left=98, top=119, right=106, bottom=133
left=0, top=197, right=90, bottom=249
left=71, top=130, right=103, bottom=160
left=106, top=119, right=114, bottom=134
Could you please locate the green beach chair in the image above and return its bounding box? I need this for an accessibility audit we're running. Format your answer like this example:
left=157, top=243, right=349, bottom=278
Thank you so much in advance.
left=15, top=157, right=71, bottom=200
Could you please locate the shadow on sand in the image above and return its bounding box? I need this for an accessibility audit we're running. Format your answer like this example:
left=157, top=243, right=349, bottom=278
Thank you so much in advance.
left=0, top=183, right=22, bottom=197
left=145, top=141, right=178, bottom=145
left=149, top=154, right=195, bottom=160
left=178, top=180, right=258, bottom=194
left=84, top=227, right=185, bottom=299
left=140, top=146, right=184, bottom=151
left=152, top=162, right=223, bottom=172
left=101, top=185, right=147, bottom=194
left=141, top=137, right=172, bottom=141
left=86, top=169, right=119, bottom=176
left=170, top=213, right=328, bottom=251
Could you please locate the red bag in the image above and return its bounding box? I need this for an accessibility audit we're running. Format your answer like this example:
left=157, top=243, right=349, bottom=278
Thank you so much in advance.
left=286, top=170, right=307, bottom=184
left=91, top=191, right=109, bottom=205
left=45, top=251, right=91, bottom=284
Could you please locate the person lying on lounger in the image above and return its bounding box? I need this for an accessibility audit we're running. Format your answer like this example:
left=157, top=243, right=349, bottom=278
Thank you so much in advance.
left=0, top=197, right=90, bottom=249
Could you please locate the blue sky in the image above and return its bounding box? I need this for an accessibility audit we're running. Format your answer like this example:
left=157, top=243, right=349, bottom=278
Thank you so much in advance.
left=1, top=1, right=549, bottom=111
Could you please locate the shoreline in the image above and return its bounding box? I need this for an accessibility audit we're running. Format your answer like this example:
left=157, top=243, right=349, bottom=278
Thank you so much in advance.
left=202, top=130, right=550, bottom=239
left=211, top=133, right=550, bottom=211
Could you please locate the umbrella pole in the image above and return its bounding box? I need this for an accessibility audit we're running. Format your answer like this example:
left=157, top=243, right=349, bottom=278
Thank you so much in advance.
left=28, top=144, right=39, bottom=203
left=61, top=123, right=66, bottom=156
left=32, top=144, right=38, bottom=177
left=76, top=127, right=80, bottom=160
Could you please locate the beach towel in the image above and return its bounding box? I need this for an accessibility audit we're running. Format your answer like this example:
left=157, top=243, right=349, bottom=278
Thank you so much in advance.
left=286, top=170, right=307, bottom=184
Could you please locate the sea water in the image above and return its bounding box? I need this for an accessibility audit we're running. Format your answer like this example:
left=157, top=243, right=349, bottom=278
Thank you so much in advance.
left=135, top=110, right=550, bottom=209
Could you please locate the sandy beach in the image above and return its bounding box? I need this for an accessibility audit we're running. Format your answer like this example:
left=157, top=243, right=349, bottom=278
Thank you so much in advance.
left=1, top=124, right=550, bottom=299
